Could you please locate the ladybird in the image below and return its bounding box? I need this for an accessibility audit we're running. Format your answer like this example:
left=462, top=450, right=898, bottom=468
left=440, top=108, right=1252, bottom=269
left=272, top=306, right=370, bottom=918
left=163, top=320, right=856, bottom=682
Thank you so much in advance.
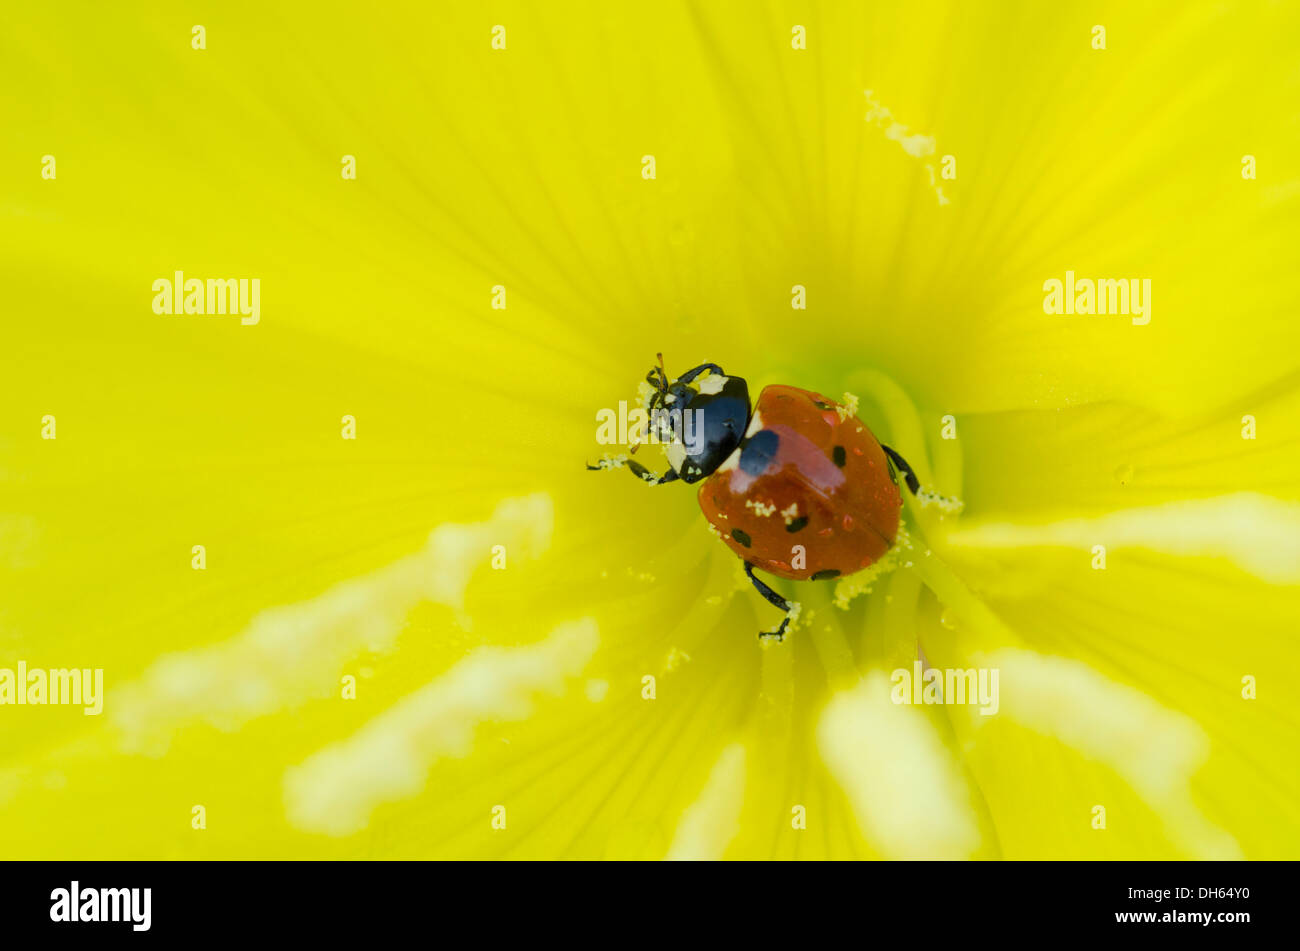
left=589, top=356, right=920, bottom=639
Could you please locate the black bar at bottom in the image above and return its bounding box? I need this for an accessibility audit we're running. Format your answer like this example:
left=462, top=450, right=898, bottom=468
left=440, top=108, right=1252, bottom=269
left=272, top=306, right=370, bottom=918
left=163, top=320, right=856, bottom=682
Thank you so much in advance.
left=0, top=859, right=1279, bottom=938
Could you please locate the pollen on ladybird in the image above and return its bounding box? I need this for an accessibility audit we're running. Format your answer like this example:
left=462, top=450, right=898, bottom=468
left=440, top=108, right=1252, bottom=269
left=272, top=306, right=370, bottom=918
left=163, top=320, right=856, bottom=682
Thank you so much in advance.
left=745, top=498, right=778, bottom=517
left=837, top=392, right=860, bottom=421
left=780, top=502, right=799, bottom=524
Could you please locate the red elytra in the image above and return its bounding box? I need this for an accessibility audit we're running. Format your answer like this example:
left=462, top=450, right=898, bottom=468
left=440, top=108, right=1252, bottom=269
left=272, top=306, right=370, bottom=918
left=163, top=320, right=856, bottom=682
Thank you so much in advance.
left=697, top=384, right=901, bottom=581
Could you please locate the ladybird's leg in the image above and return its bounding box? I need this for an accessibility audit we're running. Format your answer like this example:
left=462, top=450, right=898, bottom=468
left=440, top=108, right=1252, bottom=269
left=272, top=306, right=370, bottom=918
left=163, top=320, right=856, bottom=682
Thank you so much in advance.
left=744, top=562, right=793, bottom=640
left=675, top=363, right=724, bottom=385
left=881, top=444, right=921, bottom=495
left=647, top=466, right=680, bottom=486
left=586, top=459, right=680, bottom=485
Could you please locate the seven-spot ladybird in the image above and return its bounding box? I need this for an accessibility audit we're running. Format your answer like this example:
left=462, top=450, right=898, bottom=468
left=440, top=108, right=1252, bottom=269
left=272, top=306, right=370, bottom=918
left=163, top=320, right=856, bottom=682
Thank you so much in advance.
left=588, top=356, right=920, bottom=639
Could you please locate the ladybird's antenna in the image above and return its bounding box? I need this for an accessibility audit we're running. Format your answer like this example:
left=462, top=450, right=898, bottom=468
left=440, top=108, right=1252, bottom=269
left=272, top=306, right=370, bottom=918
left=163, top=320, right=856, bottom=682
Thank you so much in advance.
left=645, top=353, right=669, bottom=412
left=649, top=354, right=669, bottom=395
left=637, top=354, right=669, bottom=454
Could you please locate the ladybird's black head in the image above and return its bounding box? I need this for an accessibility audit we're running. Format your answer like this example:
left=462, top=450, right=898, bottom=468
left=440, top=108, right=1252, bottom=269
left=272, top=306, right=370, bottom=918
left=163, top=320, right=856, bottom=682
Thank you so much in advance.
left=643, top=357, right=750, bottom=484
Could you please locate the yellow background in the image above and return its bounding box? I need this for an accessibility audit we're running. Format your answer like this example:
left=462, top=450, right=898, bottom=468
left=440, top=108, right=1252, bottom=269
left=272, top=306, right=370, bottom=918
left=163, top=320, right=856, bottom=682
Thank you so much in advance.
left=2, top=1, right=1298, bottom=858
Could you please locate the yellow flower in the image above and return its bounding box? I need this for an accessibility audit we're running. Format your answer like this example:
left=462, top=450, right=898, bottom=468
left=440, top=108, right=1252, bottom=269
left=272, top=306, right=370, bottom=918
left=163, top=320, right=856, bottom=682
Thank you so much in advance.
left=2, top=0, right=1298, bottom=859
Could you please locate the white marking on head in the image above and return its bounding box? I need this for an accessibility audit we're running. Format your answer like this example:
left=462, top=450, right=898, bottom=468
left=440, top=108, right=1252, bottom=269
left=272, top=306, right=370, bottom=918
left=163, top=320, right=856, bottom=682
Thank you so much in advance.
left=666, top=440, right=687, bottom=474
left=697, top=373, right=727, bottom=395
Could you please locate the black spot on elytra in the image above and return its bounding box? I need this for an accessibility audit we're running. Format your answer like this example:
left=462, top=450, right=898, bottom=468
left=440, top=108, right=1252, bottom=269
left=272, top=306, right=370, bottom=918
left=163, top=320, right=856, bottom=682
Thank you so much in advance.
left=738, top=429, right=779, bottom=477
left=785, top=516, right=808, bottom=533
left=813, top=399, right=834, bottom=410
left=832, top=445, right=846, bottom=467
left=731, top=528, right=752, bottom=548
left=811, top=568, right=841, bottom=580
